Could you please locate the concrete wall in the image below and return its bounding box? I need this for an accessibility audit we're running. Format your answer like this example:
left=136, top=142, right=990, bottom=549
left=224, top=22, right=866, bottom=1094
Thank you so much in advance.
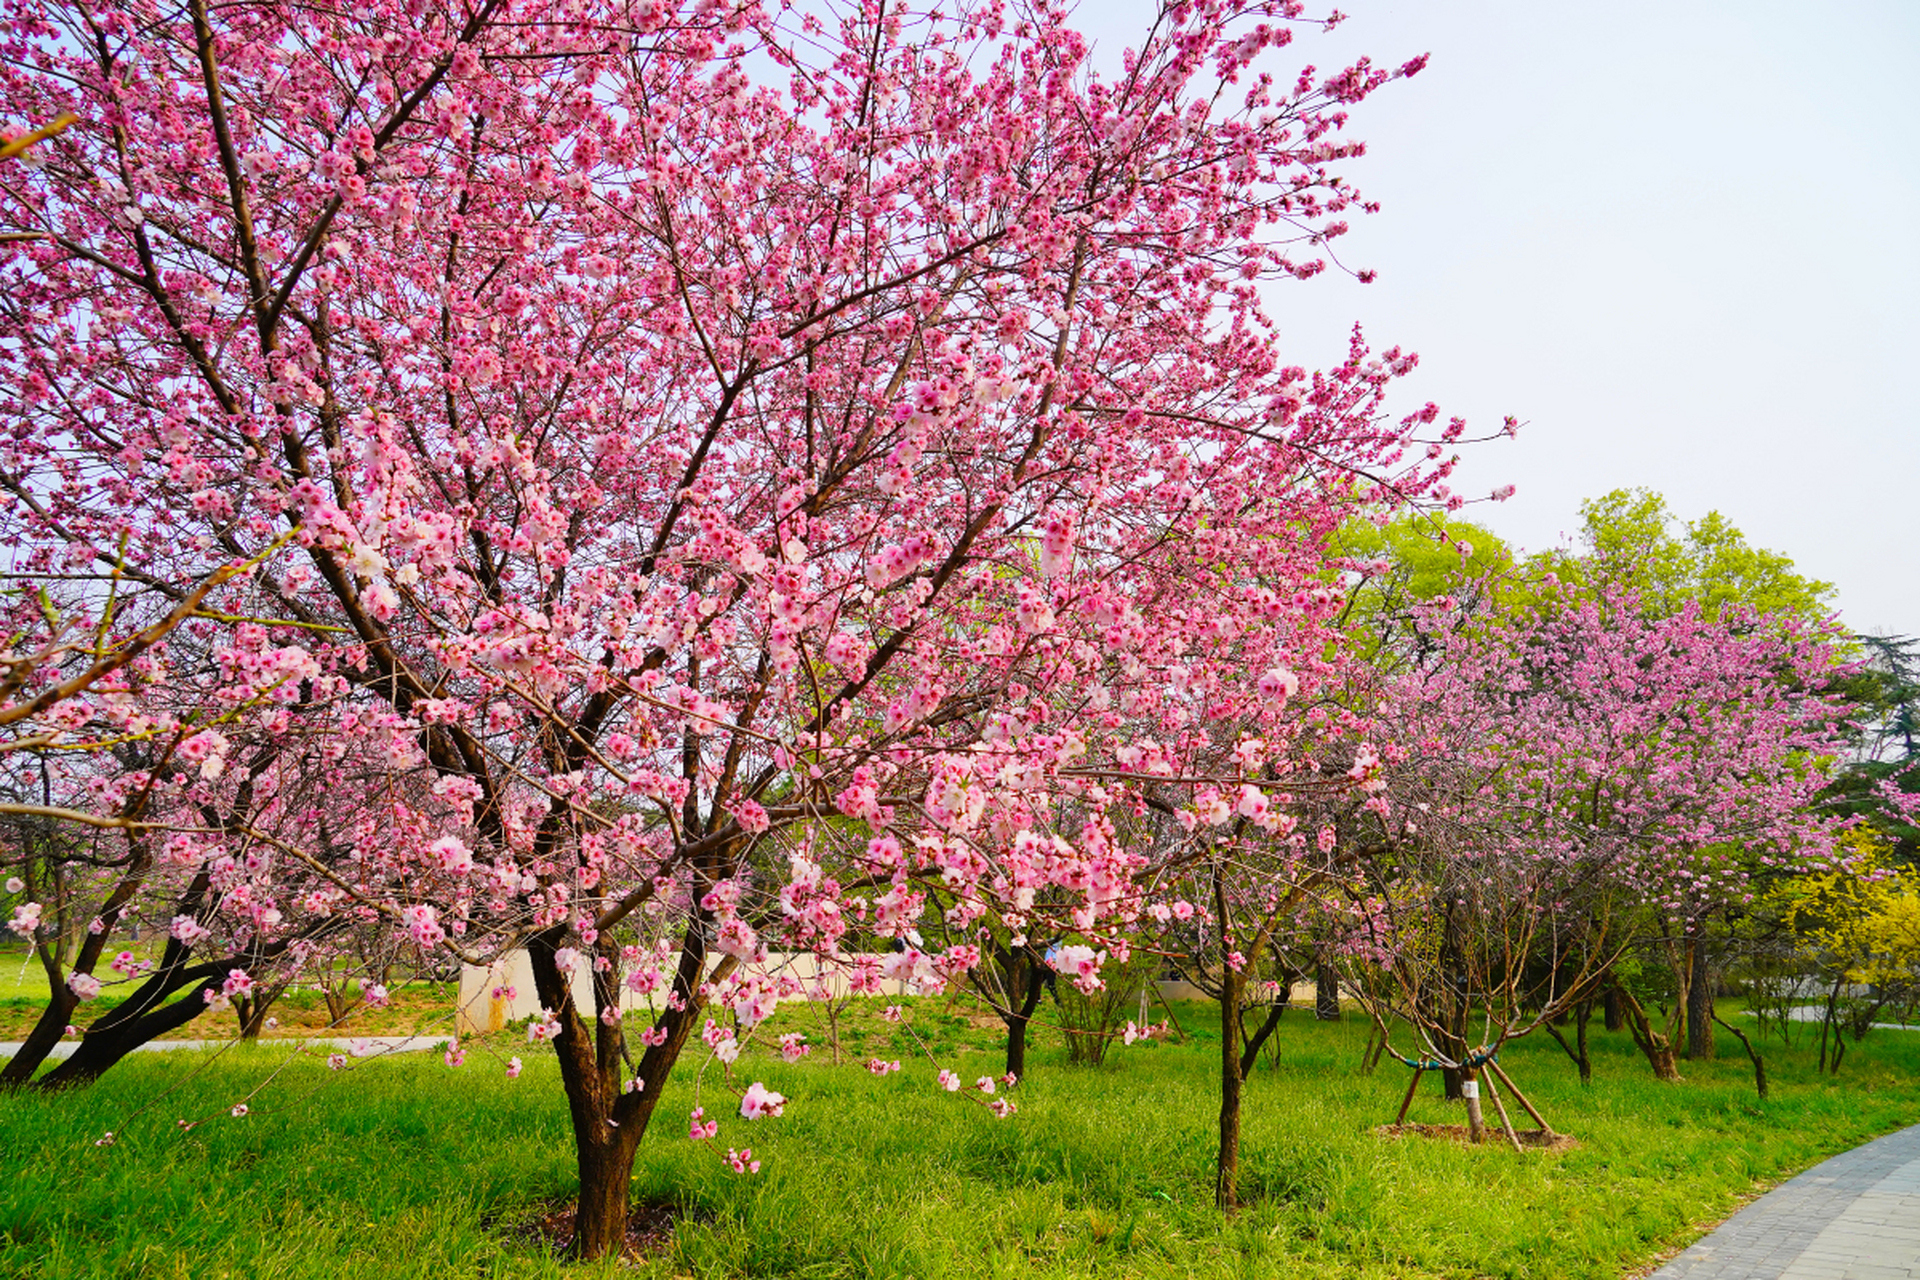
left=457, top=956, right=1333, bottom=1034
left=455, top=950, right=917, bottom=1036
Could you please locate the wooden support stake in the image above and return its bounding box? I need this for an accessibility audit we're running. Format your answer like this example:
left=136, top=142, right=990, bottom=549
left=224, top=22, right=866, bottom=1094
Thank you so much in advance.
left=1394, top=1066, right=1423, bottom=1125
left=1479, top=1063, right=1524, bottom=1152
left=1152, top=983, right=1188, bottom=1043
left=1489, top=1059, right=1554, bottom=1135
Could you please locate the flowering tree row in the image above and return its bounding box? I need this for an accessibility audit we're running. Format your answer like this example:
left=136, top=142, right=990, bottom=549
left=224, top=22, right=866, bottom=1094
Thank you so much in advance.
left=0, top=0, right=1468, bottom=1253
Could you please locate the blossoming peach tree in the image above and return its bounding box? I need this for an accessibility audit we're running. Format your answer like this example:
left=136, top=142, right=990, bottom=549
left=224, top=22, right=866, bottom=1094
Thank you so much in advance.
left=0, top=0, right=1460, bottom=1254
left=1345, top=585, right=1862, bottom=1142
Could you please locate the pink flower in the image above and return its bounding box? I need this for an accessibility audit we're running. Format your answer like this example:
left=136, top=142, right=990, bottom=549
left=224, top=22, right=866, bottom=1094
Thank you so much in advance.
left=1257, top=667, right=1300, bottom=702
left=229, top=1104, right=249, bottom=1118
left=400, top=903, right=444, bottom=946
left=363, top=983, right=390, bottom=1009
left=429, top=836, right=473, bottom=875
left=8, top=902, right=42, bottom=936
left=975, top=1076, right=995, bottom=1094
left=4, top=876, right=23, bottom=893
left=67, top=972, right=102, bottom=1001
left=739, top=1081, right=786, bottom=1119
left=778, top=1032, right=810, bottom=1062
left=327, top=1053, right=347, bottom=1070
left=222, top=968, right=255, bottom=997
left=937, top=1069, right=962, bottom=1092
left=866, top=1058, right=901, bottom=1075
left=688, top=1107, right=718, bottom=1141
left=726, top=1147, right=762, bottom=1174
left=444, top=1040, right=467, bottom=1067
left=506, top=1056, right=523, bottom=1079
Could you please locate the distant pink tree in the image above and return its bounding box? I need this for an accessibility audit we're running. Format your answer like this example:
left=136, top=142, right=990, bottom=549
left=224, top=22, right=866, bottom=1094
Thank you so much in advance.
left=0, top=0, right=1453, bottom=1254
left=1351, top=584, right=1856, bottom=1140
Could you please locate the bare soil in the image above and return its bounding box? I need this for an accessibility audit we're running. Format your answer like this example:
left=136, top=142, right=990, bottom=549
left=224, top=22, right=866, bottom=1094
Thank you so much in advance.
left=513, top=1197, right=698, bottom=1262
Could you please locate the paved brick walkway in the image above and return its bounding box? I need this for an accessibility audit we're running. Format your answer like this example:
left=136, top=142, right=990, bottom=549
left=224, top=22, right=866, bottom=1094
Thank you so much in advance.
left=1650, top=1124, right=1920, bottom=1279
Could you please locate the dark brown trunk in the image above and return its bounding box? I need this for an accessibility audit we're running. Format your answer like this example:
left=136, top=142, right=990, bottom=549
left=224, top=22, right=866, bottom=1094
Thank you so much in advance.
left=1710, top=1009, right=1766, bottom=1100
left=1216, top=964, right=1242, bottom=1212
left=0, top=984, right=78, bottom=1085
left=570, top=1118, right=645, bottom=1259
left=234, top=991, right=277, bottom=1041
left=1001, top=953, right=1045, bottom=1082
left=532, top=901, right=728, bottom=1261
left=1603, top=984, right=1624, bottom=1032
left=1239, top=1000, right=1284, bottom=1077
left=1315, top=963, right=1340, bottom=1020
left=40, top=973, right=223, bottom=1087
left=1686, top=936, right=1714, bottom=1060
left=1005, top=1013, right=1029, bottom=1081
left=1817, top=975, right=1842, bottom=1073
left=1542, top=1002, right=1593, bottom=1087
left=1616, top=986, right=1681, bottom=1082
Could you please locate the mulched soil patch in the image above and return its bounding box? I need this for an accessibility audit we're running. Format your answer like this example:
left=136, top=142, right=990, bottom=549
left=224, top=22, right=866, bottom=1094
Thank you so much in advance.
left=1375, top=1122, right=1579, bottom=1151
left=511, top=1197, right=700, bottom=1262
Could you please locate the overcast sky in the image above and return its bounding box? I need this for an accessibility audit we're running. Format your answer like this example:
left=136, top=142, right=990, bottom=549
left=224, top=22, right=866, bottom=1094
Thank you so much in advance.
left=1074, top=0, right=1919, bottom=639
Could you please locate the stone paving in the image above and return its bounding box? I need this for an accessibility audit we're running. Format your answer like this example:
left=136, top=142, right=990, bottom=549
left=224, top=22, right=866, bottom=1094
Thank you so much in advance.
left=1650, top=1123, right=1920, bottom=1279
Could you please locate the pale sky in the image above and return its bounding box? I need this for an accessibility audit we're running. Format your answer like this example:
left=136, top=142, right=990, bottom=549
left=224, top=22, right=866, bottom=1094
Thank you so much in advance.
left=1074, top=0, right=1919, bottom=639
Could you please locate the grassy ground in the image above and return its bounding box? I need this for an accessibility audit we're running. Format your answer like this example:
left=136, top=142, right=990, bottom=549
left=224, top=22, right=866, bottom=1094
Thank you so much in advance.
left=2, top=997, right=1916, bottom=1280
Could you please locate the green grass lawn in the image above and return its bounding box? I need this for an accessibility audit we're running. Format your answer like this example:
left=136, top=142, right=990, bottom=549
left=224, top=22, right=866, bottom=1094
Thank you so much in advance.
left=2, top=999, right=1916, bottom=1280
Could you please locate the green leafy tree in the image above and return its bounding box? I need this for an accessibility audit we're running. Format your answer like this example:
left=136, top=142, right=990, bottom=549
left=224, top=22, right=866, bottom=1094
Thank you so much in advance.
left=1539, top=488, right=1835, bottom=625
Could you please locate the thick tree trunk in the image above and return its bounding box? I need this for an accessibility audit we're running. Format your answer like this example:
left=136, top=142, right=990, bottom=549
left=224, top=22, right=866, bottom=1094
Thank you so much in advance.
left=1005, top=1013, right=1029, bottom=1081
left=570, top=1117, right=646, bottom=1259
left=1216, top=965, right=1243, bottom=1212
left=1603, top=984, right=1624, bottom=1033
left=0, top=981, right=77, bottom=1085
left=40, top=973, right=223, bottom=1087
left=234, top=988, right=282, bottom=1041
left=1002, top=954, right=1046, bottom=1082
left=1616, top=987, right=1681, bottom=1082
left=1686, top=937, right=1714, bottom=1060
left=1315, top=963, right=1340, bottom=1020
left=530, top=903, right=733, bottom=1261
